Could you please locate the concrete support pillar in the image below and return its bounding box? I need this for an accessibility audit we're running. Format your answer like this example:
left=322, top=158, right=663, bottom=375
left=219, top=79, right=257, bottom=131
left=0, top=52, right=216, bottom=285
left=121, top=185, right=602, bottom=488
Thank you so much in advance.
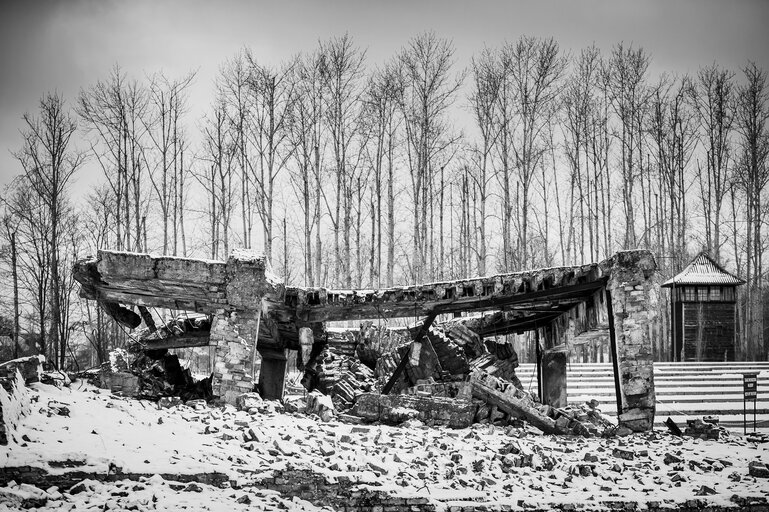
left=605, top=251, right=659, bottom=431
left=210, top=249, right=275, bottom=404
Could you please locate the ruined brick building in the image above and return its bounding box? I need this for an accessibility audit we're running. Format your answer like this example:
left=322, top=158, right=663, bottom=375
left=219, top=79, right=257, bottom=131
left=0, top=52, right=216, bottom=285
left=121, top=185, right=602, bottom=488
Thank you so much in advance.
left=74, top=249, right=660, bottom=433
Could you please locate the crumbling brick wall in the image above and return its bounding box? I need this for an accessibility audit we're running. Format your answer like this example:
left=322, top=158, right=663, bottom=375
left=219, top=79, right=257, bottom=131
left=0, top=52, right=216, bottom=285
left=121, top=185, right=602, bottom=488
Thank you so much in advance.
left=605, top=251, right=659, bottom=431
left=211, top=311, right=258, bottom=404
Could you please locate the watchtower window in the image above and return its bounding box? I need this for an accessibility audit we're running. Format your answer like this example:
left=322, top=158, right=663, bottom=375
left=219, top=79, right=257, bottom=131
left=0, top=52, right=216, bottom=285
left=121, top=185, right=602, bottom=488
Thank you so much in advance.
left=697, top=287, right=708, bottom=302
left=709, top=287, right=721, bottom=301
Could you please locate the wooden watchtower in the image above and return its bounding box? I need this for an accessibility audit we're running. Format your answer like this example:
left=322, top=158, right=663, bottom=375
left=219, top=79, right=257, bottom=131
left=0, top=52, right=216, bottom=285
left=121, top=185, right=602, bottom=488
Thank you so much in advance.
left=662, top=253, right=745, bottom=362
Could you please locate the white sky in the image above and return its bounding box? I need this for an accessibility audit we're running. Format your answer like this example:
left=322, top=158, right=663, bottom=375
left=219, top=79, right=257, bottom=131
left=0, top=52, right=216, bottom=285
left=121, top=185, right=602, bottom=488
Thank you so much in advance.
left=1, top=0, right=768, bottom=191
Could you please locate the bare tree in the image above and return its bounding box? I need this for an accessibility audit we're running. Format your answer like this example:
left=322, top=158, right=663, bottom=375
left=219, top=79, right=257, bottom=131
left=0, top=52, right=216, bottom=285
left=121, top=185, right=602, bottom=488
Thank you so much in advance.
left=245, top=53, right=296, bottom=265
left=78, top=65, right=149, bottom=251
left=197, top=95, right=237, bottom=259
left=562, top=46, right=600, bottom=263
left=316, top=34, right=367, bottom=287
left=14, top=92, right=84, bottom=369
left=143, top=70, right=196, bottom=255
left=288, top=51, right=326, bottom=285
left=734, top=62, right=769, bottom=360
left=398, top=31, right=464, bottom=283
left=689, top=64, right=735, bottom=261
left=4, top=181, right=51, bottom=358
left=605, top=43, right=651, bottom=249
left=493, top=37, right=566, bottom=269
left=649, top=76, right=698, bottom=268
left=1, top=213, right=21, bottom=359
left=361, top=61, right=404, bottom=287
left=469, top=47, right=502, bottom=275
left=219, top=52, right=254, bottom=251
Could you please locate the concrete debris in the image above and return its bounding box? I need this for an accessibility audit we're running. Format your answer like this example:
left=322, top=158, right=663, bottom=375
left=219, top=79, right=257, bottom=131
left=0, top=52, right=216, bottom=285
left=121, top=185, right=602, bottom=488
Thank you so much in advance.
left=235, top=393, right=262, bottom=412
left=0, top=356, right=42, bottom=385
left=297, top=314, right=620, bottom=439
left=684, top=417, right=727, bottom=441
left=2, top=355, right=71, bottom=390
left=748, top=460, right=769, bottom=478
left=91, top=349, right=213, bottom=404
left=158, top=397, right=182, bottom=409
left=442, top=323, right=485, bottom=360
left=469, top=354, right=522, bottom=390
left=305, top=391, right=335, bottom=422
left=6, top=369, right=769, bottom=511
left=352, top=392, right=475, bottom=428
left=354, top=323, right=409, bottom=369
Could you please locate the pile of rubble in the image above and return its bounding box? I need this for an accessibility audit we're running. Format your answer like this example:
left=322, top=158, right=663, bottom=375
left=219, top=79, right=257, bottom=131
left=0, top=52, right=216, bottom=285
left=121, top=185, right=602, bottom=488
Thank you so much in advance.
left=0, top=355, right=70, bottom=388
left=299, top=319, right=615, bottom=437
left=683, top=416, right=728, bottom=441
left=85, top=347, right=212, bottom=404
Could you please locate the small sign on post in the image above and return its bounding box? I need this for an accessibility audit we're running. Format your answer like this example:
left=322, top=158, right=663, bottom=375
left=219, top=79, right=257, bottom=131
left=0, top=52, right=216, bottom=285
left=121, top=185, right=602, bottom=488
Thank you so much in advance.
left=743, top=373, right=758, bottom=434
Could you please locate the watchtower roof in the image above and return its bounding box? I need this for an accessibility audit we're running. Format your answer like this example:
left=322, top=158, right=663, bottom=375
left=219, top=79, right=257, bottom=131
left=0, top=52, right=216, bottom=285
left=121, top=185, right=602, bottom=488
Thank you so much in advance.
left=661, top=252, right=745, bottom=288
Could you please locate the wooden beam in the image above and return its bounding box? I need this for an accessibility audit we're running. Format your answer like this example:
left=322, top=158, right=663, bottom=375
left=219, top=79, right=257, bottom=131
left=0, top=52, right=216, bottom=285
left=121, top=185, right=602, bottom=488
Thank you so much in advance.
left=382, top=310, right=438, bottom=395
left=475, top=312, right=564, bottom=338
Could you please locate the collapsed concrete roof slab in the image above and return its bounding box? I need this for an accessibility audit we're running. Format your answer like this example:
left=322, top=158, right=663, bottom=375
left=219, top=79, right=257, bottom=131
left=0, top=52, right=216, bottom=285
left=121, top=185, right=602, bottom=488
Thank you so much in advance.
left=73, top=249, right=284, bottom=314
left=75, top=249, right=653, bottom=326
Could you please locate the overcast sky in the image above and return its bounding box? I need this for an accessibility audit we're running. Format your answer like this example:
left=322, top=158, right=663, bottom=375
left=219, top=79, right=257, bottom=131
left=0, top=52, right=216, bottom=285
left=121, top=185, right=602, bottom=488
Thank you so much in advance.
left=1, top=0, right=768, bottom=191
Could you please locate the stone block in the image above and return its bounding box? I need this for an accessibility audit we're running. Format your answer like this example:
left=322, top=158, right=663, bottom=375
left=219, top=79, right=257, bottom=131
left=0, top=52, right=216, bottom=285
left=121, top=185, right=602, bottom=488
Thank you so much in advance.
left=100, top=371, right=139, bottom=397
left=235, top=392, right=262, bottom=411
left=352, top=392, right=474, bottom=428
left=0, top=356, right=44, bottom=384
left=749, top=461, right=769, bottom=479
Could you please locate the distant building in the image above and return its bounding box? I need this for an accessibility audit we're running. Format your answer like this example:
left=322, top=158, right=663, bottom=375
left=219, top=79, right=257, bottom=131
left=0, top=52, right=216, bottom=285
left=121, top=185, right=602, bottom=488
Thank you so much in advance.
left=662, top=253, right=745, bottom=361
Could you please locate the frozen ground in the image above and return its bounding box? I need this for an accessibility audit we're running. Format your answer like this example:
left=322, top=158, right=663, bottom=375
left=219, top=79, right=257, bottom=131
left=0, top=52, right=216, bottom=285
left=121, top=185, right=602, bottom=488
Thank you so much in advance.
left=2, top=381, right=769, bottom=511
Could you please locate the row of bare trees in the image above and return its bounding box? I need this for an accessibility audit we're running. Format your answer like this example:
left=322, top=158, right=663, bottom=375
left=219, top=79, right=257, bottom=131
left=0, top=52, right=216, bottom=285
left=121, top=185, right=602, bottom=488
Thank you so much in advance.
left=1, top=93, right=84, bottom=367
left=1, top=32, right=768, bottom=367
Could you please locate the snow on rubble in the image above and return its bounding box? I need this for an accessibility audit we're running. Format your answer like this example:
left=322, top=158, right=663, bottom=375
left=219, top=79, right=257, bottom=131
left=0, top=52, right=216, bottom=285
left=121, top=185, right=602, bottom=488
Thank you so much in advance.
left=2, top=381, right=769, bottom=511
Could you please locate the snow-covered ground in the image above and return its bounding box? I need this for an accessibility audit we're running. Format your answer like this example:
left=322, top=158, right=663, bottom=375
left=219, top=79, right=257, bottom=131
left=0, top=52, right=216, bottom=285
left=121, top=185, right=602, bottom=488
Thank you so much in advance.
left=2, top=381, right=769, bottom=511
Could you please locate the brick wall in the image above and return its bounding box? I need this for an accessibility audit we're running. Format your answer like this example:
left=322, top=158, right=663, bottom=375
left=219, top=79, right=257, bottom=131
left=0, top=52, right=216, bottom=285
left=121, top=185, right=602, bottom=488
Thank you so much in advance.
left=605, top=251, right=659, bottom=432
left=258, top=468, right=435, bottom=511
left=211, top=310, right=259, bottom=404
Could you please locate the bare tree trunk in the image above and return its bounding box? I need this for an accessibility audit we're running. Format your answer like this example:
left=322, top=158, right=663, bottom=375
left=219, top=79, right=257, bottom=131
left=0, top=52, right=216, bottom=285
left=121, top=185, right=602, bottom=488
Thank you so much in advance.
left=11, top=229, right=19, bottom=359
left=386, top=135, right=395, bottom=286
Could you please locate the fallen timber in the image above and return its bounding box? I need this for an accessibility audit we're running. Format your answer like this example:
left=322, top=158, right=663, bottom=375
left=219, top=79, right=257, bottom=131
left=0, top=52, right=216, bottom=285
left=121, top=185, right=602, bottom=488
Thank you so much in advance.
left=73, top=249, right=659, bottom=432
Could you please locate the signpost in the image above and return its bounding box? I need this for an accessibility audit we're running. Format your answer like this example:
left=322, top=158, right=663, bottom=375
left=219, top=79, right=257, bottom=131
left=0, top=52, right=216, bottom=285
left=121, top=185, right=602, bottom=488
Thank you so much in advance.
left=743, top=373, right=758, bottom=434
